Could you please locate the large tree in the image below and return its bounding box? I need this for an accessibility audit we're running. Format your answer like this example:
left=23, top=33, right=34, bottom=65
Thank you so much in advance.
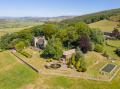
left=90, top=28, right=105, bottom=45
left=42, top=36, right=63, bottom=60
left=75, top=22, right=91, bottom=36
left=42, top=24, right=59, bottom=39
left=78, top=34, right=91, bottom=53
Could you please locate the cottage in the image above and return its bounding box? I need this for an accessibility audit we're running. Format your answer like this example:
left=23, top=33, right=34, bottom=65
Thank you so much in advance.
left=63, top=49, right=76, bottom=59
left=33, top=36, right=47, bottom=49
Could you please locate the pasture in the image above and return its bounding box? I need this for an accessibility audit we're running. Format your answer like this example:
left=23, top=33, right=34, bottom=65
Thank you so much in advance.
left=89, top=20, right=119, bottom=32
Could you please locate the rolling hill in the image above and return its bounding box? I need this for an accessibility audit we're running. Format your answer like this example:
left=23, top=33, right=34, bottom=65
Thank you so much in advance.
left=61, top=8, right=120, bottom=25
left=89, top=20, right=119, bottom=32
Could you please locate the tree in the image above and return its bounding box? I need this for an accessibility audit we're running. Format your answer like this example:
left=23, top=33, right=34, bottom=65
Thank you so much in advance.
left=75, top=22, right=91, bottom=36
left=42, top=24, right=58, bottom=39
left=15, top=41, right=26, bottom=52
left=75, top=47, right=84, bottom=61
left=111, top=28, right=120, bottom=38
left=0, top=33, right=18, bottom=50
left=65, top=26, right=79, bottom=48
left=78, top=34, right=91, bottom=53
left=42, top=36, right=63, bottom=60
left=71, top=54, right=76, bottom=66
left=31, top=26, right=44, bottom=37
left=90, top=28, right=105, bottom=45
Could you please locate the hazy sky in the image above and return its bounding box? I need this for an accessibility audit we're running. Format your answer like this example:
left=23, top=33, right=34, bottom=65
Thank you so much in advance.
left=0, top=0, right=120, bottom=17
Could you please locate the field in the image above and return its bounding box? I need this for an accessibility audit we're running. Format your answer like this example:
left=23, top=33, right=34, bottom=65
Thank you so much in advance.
left=0, top=51, right=37, bottom=89
left=0, top=50, right=120, bottom=89
left=89, top=20, right=119, bottom=32
left=0, top=21, right=44, bottom=37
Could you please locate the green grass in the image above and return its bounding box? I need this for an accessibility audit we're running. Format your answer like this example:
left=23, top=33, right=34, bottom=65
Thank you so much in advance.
left=0, top=64, right=37, bottom=89
left=47, top=76, right=73, bottom=89
left=0, top=51, right=120, bottom=89
left=107, top=40, right=120, bottom=48
left=0, top=22, right=44, bottom=37
left=34, top=73, right=120, bottom=89
left=0, top=51, right=37, bottom=89
left=104, top=40, right=120, bottom=59
left=89, top=20, right=119, bottom=32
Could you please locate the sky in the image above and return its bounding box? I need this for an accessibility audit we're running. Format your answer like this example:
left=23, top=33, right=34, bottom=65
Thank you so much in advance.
left=0, top=0, right=120, bottom=17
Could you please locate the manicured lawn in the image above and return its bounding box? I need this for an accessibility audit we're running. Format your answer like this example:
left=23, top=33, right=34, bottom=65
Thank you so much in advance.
left=0, top=51, right=37, bottom=89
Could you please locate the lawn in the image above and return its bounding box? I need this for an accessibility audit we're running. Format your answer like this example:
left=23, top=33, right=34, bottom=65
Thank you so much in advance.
left=104, top=40, right=120, bottom=59
left=107, top=40, right=120, bottom=48
left=0, top=51, right=37, bottom=89
left=0, top=50, right=120, bottom=89
left=21, top=73, right=120, bottom=89
left=89, top=20, right=119, bottom=32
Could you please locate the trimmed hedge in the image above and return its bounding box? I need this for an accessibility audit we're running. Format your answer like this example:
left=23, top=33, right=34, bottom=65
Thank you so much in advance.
left=20, top=51, right=32, bottom=58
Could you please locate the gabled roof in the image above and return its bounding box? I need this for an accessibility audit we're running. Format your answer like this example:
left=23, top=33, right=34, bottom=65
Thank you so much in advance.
left=37, top=38, right=44, bottom=45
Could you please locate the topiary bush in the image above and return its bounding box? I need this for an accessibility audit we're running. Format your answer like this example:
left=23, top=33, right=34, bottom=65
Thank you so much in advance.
left=94, top=44, right=104, bottom=53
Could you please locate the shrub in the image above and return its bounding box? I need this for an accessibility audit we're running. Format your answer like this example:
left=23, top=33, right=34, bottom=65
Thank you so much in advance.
left=89, top=42, right=95, bottom=51
left=20, top=51, right=32, bottom=58
left=102, top=51, right=109, bottom=58
left=115, top=48, right=120, bottom=57
left=15, top=41, right=26, bottom=52
left=71, top=54, right=76, bottom=66
left=94, top=44, right=104, bottom=53
left=46, top=58, right=53, bottom=62
left=77, top=67, right=87, bottom=72
left=75, top=61, right=81, bottom=69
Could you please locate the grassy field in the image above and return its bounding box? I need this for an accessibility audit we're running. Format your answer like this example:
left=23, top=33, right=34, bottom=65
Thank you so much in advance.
left=0, top=22, right=44, bottom=37
left=107, top=40, right=120, bottom=48
left=0, top=51, right=37, bottom=89
left=104, top=40, right=120, bottom=59
left=0, top=50, right=120, bottom=89
left=89, top=20, right=119, bottom=32
left=20, top=72, right=120, bottom=89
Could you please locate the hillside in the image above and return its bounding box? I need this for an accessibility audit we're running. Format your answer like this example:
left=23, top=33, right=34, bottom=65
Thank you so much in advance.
left=61, top=8, right=120, bottom=25
left=89, top=20, right=119, bottom=31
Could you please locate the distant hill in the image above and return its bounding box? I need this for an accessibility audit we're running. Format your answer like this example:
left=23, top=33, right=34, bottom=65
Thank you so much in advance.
left=61, top=8, right=120, bottom=25
left=0, top=16, right=74, bottom=29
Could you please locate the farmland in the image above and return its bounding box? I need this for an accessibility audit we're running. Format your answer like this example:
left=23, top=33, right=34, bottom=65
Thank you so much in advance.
left=0, top=20, right=44, bottom=37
